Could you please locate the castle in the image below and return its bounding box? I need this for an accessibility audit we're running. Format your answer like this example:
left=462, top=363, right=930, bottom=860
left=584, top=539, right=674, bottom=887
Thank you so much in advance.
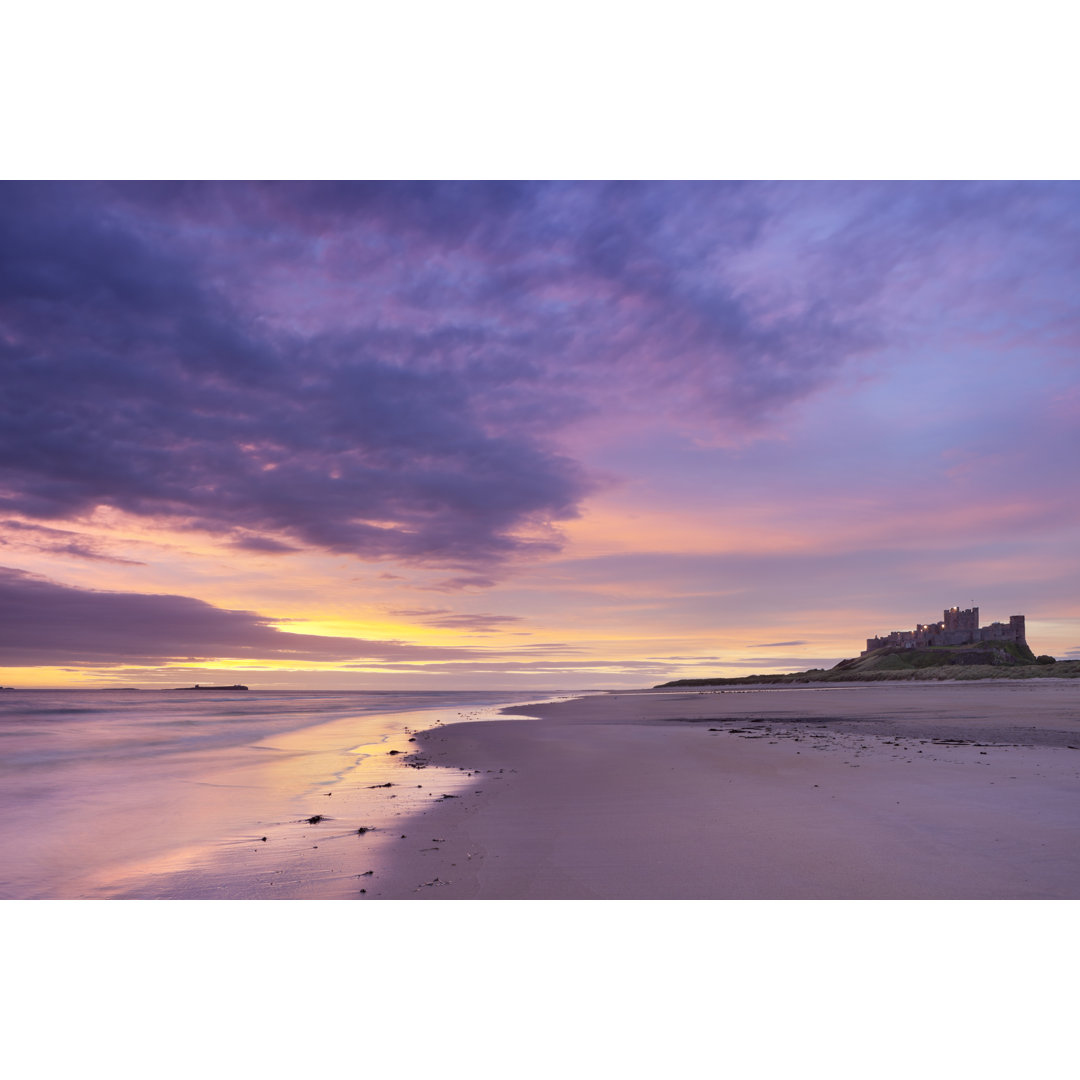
left=862, top=606, right=1027, bottom=656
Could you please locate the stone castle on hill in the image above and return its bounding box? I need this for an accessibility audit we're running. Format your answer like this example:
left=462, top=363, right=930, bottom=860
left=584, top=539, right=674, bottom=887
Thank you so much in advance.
left=862, top=606, right=1027, bottom=657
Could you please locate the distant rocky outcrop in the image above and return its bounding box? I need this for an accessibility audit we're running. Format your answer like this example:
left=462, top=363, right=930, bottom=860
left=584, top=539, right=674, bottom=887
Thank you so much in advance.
left=657, top=643, right=1078, bottom=687
left=173, top=684, right=249, bottom=691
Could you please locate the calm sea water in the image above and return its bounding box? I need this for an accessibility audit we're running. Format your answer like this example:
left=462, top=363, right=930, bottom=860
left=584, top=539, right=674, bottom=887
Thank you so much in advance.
left=0, top=688, right=565, bottom=899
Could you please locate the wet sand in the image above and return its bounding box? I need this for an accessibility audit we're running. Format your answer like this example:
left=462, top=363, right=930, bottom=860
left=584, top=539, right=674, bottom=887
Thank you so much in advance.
left=366, top=681, right=1080, bottom=899
left=0, top=693, right=560, bottom=899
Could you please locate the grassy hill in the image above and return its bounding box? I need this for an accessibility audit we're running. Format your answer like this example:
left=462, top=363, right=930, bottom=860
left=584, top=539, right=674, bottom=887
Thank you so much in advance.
left=657, top=642, right=1079, bottom=687
left=835, top=639, right=1036, bottom=671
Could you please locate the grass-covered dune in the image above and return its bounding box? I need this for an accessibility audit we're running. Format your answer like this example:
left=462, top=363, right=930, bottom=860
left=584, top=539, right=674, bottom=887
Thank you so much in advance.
left=657, top=642, right=1080, bottom=687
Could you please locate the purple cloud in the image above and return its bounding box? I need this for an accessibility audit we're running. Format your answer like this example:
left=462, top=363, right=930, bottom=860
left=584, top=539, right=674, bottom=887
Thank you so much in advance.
left=226, top=533, right=302, bottom=554
left=387, top=608, right=523, bottom=632
left=2, top=180, right=1077, bottom=584
left=0, top=520, right=147, bottom=565
left=0, top=566, right=513, bottom=667
left=0, top=183, right=589, bottom=566
left=421, top=576, right=499, bottom=592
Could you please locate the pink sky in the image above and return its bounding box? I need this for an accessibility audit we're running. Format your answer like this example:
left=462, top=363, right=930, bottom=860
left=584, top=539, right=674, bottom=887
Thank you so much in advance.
left=1, top=181, right=1077, bottom=688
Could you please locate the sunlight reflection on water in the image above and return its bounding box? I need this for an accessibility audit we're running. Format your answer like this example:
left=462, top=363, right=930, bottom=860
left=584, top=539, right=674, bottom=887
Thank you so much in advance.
left=0, top=689, right=568, bottom=898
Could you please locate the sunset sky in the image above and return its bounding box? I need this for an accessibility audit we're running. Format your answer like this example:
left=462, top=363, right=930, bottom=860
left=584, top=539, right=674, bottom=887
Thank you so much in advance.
left=2, top=180, right=1078, bottom=688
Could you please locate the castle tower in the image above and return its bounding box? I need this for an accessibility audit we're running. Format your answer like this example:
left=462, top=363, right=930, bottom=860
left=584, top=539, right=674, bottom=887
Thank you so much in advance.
left=1009, top=615, right=1027, bottom=647
left=943, top=606, right=978, bottom=640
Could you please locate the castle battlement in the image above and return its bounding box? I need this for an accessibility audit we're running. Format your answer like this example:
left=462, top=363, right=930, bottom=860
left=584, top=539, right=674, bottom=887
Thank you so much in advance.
left=862, top=606, right=1026, bottom=656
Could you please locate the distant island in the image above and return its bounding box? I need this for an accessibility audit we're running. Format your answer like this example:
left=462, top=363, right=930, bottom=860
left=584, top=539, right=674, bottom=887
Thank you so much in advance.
left=173, top=684, right=249, bottom=691
left=658, top=605, right=1077, bottom=687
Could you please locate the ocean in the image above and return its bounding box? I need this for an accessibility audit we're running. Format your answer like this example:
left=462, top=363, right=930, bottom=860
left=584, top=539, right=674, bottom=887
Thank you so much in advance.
left=0, top=688, right=568, bottom=899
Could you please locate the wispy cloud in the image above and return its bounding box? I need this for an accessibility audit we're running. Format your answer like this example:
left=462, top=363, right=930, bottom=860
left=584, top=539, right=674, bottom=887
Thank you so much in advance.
left=388, top=608, right=523, bottom=632
left=0, top=566, right=592, bottom=672
left=0, top=520, right=146, bottom=565
left=0, top=566, right=495, bottom=667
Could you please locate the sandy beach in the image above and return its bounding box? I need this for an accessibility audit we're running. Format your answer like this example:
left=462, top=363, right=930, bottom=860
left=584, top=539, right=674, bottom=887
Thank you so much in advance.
left=365, top=680, right=1080, bottom=899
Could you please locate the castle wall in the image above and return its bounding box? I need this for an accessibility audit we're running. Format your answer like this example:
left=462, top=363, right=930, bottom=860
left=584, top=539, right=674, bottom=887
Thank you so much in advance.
left=980, top=617, right=1027, bottom=647
left=861, top=607, right=1027, bottom=656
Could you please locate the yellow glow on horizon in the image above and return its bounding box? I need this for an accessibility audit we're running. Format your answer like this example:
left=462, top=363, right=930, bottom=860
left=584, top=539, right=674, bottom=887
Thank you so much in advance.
left=265, top=616, right=461, bottom=642
left=0, top=667, right=104, bottom=689
left=2, top=503, right=934, bottom=690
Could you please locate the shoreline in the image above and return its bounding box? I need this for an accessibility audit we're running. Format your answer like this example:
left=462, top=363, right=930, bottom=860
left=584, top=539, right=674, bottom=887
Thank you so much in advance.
left=365, top=680, right=1080, bottom=899
left=98, top=693, right=574, bottom=900
left=0, top=690, right=569, bottom=899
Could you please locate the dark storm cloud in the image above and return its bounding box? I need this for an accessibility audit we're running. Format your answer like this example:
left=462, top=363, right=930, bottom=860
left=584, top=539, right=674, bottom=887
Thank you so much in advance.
left=0, top=566, right=502, bottom=667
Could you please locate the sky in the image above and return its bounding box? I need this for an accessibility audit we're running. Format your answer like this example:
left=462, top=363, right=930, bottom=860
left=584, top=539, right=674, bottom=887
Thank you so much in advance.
left=1, top=180, right=1078, bottom=689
